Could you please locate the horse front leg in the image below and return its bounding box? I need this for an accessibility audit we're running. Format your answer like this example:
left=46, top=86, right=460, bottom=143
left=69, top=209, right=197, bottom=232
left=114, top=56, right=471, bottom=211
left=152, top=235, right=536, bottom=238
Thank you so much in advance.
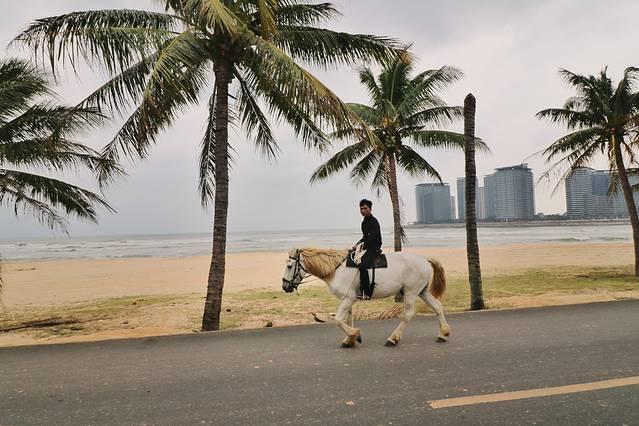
left=385, top=293, right=418, bottom=346
left=335, top=298, right=361, bottom=348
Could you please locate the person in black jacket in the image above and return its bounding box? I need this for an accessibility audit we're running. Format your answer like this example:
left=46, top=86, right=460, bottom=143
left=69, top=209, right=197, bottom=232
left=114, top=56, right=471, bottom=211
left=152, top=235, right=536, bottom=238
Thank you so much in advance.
left=354, top=199, right=382, bottom=299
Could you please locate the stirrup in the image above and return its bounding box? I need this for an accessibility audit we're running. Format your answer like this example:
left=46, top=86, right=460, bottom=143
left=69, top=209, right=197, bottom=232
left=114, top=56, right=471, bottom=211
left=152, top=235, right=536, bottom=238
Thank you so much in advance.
left=357, top=292, right=371, bottom=300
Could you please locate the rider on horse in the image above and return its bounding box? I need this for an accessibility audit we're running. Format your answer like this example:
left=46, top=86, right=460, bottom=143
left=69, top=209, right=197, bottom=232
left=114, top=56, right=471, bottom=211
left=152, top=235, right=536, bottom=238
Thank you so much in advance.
left=354, top=199, right=382, bottom=300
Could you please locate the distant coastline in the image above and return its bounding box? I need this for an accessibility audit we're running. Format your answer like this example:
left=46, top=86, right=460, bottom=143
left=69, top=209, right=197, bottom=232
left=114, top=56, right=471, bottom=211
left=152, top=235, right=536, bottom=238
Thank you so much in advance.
left=405, top=219, right=631, bottom=229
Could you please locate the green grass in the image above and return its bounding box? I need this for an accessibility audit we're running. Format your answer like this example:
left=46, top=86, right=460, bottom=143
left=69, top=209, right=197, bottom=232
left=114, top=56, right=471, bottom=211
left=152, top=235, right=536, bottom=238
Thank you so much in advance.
left=1, top=266, right=638, bottom=340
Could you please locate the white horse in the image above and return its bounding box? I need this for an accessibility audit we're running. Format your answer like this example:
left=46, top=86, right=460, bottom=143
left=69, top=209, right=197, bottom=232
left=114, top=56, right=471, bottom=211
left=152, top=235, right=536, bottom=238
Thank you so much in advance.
left=281, top=248, right=450, bottom=347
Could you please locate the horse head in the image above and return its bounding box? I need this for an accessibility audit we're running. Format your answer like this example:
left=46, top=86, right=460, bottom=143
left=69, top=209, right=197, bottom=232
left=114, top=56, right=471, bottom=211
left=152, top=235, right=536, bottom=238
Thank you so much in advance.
left=282, top=248, right=306, bottom=293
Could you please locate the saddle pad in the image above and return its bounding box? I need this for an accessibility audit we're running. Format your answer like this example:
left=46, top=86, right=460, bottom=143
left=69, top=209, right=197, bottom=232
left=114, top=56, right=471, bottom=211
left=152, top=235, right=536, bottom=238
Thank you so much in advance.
left=346, top=250, right=388, bottom=269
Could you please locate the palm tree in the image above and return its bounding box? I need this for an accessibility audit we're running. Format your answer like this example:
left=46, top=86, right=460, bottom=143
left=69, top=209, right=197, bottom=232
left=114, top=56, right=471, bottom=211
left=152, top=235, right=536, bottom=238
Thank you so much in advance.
left=15, top=1, right=397, bottom=330
left=0, top=58, right=119, bottom=287
left=463, top=93, right=484, bottom=310
left=538, top=67, right=639, bottom=276
left=311, top=54, right=477, bottom=251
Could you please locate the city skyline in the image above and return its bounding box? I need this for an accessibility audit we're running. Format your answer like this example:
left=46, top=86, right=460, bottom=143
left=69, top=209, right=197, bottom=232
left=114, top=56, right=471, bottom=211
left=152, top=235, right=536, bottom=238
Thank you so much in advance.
left=416, top=163, right=536, bottom=223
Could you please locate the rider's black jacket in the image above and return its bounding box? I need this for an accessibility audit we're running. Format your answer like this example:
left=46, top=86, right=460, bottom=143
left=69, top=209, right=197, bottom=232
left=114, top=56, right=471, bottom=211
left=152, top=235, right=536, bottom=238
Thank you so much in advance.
left=358, top=214, right=382, bottom=250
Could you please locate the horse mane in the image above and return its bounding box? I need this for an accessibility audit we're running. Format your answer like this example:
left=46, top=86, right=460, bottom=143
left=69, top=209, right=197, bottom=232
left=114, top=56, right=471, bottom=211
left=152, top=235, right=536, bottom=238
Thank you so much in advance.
left=299, top=247, right=348, bottom=279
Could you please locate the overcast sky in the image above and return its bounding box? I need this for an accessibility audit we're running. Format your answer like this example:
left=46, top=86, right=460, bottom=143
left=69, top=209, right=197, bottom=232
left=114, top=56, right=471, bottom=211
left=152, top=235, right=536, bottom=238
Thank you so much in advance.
left=2, top=0, right=639, bottom=239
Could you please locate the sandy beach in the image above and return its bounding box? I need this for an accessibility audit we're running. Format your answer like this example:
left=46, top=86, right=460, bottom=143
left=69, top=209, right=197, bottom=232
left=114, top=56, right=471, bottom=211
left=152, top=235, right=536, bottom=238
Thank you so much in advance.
left=1, top=242, right=635, bottom=307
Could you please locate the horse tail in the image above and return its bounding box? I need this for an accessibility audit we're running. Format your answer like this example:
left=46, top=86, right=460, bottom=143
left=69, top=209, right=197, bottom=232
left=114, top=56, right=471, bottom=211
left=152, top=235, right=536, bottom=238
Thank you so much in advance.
left=427, top=258, right=446, bottom=300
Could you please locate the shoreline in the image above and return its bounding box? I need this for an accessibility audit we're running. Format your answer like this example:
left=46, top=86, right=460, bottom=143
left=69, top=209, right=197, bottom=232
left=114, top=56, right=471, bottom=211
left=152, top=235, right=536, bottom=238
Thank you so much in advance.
left=405, top=218, right=631, bottom=229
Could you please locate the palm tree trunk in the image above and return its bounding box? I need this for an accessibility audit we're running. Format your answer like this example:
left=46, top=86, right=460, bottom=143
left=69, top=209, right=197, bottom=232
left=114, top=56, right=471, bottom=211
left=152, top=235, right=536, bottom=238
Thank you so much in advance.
left=201, top=62, right=232, bottom=331
left=463, top=93, right=485, bottom=310
left=612, top=134, right=639, bottom=276
left=387, top=153, right=402, bottom=252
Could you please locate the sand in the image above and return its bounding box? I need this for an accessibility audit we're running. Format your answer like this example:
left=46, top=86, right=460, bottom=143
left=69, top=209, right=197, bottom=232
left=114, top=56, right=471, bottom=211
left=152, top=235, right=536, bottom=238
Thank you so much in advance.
left=1, top=242, right=634, bottom=307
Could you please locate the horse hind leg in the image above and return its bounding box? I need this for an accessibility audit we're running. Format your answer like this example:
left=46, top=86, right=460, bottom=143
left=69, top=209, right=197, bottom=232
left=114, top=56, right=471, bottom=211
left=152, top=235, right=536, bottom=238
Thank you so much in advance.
left=385, top=293, right=418, bottom=347
left=420, top=289, right=450, bottom=343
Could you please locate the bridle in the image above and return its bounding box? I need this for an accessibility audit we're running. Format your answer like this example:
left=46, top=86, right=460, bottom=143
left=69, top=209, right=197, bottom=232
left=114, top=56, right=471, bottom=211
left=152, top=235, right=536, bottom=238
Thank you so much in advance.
left=283, top=250, right=348, bottom=292
left=282, top=251, right=310, bottom=291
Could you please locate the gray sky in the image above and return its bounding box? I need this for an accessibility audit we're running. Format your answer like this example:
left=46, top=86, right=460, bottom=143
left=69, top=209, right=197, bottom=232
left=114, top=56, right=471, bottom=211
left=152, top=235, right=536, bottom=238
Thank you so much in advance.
left=2, top=0, right=639, bottom=238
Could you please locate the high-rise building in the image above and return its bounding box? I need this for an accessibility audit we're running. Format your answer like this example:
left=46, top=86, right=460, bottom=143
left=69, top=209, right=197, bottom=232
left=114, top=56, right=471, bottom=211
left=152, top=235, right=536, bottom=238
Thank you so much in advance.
left=456, top=177, right=480, bottom=220
left=565, top=168, right=639, bottom=218
left=484, top=174, right=496, bottom=219
left=478, top=187, right=486, bottom=219
left=415, top=183, right=452, bottom=223
left=450, top=196, right=456, bottom=220
left=456, top=177, right=465, bottom=221
left=492, top=164, right=535, bottom=220
left=565, top=167, right=594, bottom=218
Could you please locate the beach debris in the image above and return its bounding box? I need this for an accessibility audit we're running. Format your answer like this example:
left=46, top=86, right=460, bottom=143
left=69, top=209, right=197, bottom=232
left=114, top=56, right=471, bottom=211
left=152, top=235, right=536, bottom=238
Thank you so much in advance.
left=311, top=312, right=326, bottom=323
left=0, top=318, right=84, bottom=333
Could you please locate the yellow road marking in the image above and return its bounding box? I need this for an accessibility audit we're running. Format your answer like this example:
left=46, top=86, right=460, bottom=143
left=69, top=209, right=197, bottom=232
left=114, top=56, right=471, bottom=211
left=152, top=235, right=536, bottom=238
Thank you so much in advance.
left=428, top=376, right=639, bottom=409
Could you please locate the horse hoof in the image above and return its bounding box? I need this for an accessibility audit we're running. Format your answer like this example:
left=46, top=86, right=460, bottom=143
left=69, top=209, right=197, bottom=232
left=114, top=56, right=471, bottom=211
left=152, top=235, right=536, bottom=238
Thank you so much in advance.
left=384, top=339, right=397, bottom=347
left=356, top=334, right=362, bottom=344
left=436, top=336, right=447, bottom=343
left=340, top=342, right=354, bottom=348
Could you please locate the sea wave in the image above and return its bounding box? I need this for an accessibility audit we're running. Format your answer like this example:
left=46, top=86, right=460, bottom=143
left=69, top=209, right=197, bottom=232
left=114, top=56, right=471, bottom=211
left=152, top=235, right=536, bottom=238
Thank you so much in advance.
left=0, top=224, right=632, bottom=261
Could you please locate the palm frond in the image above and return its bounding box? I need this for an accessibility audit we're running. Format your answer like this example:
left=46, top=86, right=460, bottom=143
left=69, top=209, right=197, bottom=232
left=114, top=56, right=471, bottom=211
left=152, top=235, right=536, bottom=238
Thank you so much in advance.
left=238, top=66, right=330, bottom=151
left=407, top=130, right=488, bottom=152
left=241, top=37, right=350, bottom=149
left=0, top=169, right=114, bottom=230
left=235, top=71, right=278, bottom=159
left=275, top=2, right=340, bottom=26
left=78, top=52, right=160, bottom=116
left=199, top=92, right=216, bottom=207
left=370, top=154, right=388, bottom=193
left=310, top=141, right=370, bottom=183
left=13, top=9, right=179, bottom=74
left=536, top=108, right=598, bottom=130
left=179, top=0, right=241, bottom=35
left=0, top=59, right=51, bottom=121
left=276, top=26, right=396, bottom=69
left=100, top=32, right=210, bottom=166
left=403, top=105, right=463, bottom=129
left=541, top=127, right=604, bottom=162
left=357, top=66, right=383, bottom=108
left=396, top=66, right=464, bottom=116
left=395, top=144, right=442, bottom=181
left=346, top=103, right=382, bottom=126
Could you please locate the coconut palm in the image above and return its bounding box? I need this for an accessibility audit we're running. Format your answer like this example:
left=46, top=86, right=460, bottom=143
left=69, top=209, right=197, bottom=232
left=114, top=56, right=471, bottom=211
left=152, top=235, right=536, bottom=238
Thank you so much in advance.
left=538, top=67, right=639, bottom=275
left=311, top=55, right=480, bottom=251
left=463, top=93, right=484, bottom=310
left=15, top=1, right=397, bottom=330
left=0, top=58, right=118, bottom=287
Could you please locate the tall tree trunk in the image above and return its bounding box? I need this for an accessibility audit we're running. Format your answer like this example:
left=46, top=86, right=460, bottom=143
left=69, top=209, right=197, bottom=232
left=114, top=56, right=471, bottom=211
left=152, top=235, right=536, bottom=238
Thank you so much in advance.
left=612, top=134, right=639, bottom=276
left=387, top=153, right=402, bottom=252
left=463, top=93, right=485, bottom=310
left=201, top=62, right=232, bottom=331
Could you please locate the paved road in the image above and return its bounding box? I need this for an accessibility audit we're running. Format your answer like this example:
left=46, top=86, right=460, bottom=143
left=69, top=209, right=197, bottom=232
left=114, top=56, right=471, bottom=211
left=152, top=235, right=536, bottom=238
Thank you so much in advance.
left=1, top=300, right=638, bottom=425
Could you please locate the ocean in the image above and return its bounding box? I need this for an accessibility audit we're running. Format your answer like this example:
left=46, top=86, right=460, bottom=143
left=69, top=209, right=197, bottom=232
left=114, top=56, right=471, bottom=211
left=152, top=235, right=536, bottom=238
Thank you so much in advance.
left=0, top=223, right=631, bottom=262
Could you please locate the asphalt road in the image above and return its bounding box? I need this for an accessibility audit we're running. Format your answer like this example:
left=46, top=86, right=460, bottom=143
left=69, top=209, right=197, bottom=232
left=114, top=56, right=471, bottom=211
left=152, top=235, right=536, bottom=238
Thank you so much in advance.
left=1, top=300, right=638, bottom=425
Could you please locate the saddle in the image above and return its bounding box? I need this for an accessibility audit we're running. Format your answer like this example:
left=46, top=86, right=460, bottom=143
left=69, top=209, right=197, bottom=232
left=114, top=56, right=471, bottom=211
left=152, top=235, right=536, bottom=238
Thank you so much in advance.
left=346, top=250, right=388, bottom=269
